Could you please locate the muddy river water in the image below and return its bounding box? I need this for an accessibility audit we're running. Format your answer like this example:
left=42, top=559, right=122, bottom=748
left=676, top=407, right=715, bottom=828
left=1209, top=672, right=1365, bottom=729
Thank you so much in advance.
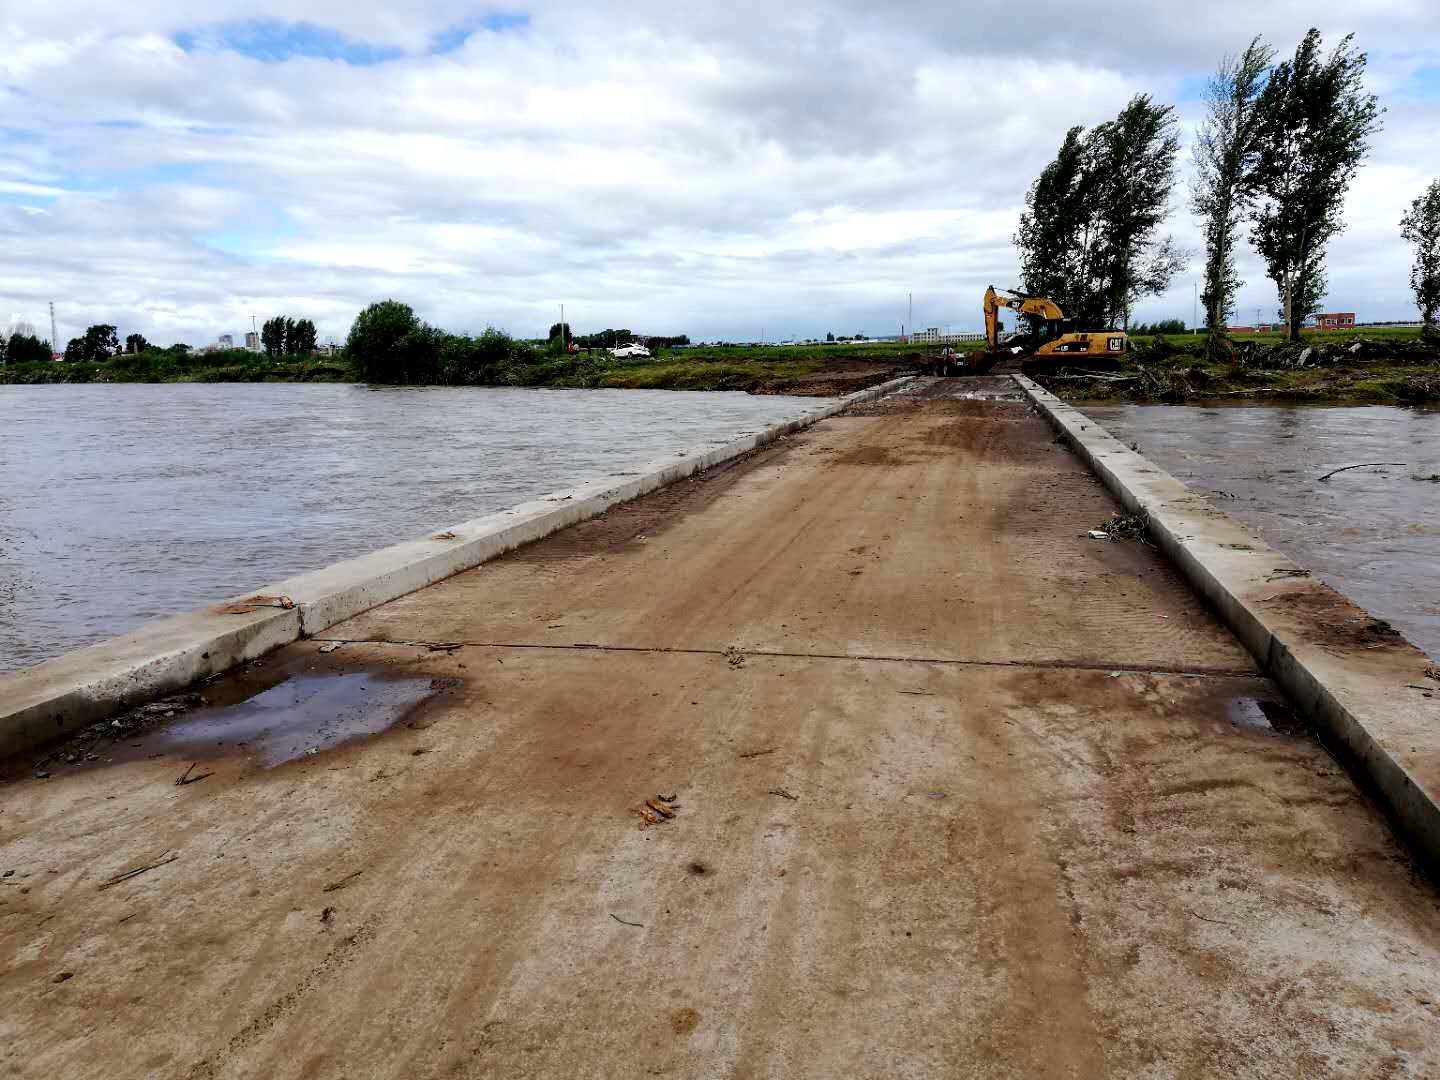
left=0, top=383, right=821, bottom=671
left=1083, top=402, right=1440, bottom=662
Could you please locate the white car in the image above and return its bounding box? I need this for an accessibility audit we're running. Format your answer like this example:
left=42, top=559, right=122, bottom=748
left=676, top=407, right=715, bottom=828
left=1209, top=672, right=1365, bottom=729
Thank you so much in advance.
left=610, top=344, right=651, bottom=358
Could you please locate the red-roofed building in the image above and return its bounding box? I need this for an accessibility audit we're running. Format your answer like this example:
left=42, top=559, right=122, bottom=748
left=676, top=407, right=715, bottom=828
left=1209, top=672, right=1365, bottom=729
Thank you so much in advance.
left=1314, top=312, right=1356, bottom=329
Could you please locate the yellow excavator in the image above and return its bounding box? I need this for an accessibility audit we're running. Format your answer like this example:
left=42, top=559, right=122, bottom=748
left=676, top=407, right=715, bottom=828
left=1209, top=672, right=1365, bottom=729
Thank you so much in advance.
left=945, top=286, right=1129, bottom=375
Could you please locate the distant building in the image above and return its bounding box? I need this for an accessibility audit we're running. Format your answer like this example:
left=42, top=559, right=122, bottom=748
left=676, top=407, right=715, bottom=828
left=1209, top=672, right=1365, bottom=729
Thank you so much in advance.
left=244, top=331, right=260, bottom=352
left=217, top=334, right=234, bottom=349
left=1313, top=312, right=1356, bottom=329
left=912, top=327, right=983, bottom=343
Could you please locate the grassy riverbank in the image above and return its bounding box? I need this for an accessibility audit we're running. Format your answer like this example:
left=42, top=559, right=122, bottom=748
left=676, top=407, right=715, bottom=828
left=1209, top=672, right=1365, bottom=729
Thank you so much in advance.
left=0, top=340, right=932, bottom=395
left=0, top=350, right=353, bottom=385
left=8, top=329, right=1432, bottom=404
left=1033, top=327, right=1440, bottom=406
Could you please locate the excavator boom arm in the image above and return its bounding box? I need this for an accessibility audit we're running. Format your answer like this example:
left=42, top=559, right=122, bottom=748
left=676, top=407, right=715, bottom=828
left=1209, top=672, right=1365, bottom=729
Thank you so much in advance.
left=982, top=286, right=1065, bottom=346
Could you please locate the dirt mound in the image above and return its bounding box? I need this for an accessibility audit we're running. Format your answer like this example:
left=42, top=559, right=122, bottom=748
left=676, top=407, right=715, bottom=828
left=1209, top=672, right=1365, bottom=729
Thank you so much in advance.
left=752, top=365, right=911, bottom=396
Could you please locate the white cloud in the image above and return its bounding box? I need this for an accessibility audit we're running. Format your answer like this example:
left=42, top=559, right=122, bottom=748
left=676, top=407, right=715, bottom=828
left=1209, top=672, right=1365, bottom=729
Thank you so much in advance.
left=1, top=2, right=1437, bottom=346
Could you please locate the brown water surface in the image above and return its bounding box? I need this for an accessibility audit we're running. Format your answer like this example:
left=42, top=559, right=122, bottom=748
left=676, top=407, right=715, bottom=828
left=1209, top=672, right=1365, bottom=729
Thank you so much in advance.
left=1084, top=402, right=1440, bottom=662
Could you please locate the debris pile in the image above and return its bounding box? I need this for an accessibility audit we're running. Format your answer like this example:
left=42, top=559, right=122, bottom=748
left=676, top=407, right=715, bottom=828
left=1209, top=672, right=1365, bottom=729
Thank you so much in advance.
left=1235, top=337, right=1440, bottom=369
left=1089, top=511, right=1150, bottom=543
left=29, top=693, right=206, bottom=777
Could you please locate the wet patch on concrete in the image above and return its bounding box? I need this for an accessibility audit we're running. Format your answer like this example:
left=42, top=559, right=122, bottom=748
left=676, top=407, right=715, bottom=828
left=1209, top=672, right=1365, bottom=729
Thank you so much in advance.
left=8, top=660, right=456, bottom=781
left=1226, top=696, right=1308, bottom=737
left=141, top=671, right=440, bottom=768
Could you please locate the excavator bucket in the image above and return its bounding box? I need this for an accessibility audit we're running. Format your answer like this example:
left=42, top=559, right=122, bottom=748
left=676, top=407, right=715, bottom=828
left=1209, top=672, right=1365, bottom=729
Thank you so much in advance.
left=962, top=349, right=1003, bottom=374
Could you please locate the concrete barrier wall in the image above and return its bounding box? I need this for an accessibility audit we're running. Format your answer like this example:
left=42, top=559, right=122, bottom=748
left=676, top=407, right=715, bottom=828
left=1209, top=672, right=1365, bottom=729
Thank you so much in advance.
left=0, top=377, right=918, bottom=759
left=1016, top=375, right=1440, bottom=870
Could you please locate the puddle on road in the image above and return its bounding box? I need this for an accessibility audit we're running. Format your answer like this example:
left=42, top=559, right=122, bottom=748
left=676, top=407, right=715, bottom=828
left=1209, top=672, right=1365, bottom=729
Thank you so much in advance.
left=145, top=671, right=439, bottom=768
left=1226, top=696, right=1307, bottom=737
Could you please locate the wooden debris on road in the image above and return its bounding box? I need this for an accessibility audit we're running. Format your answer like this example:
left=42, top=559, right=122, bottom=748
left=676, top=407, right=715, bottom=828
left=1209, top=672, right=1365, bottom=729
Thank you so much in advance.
left=98, top=850, right=177, bottom=891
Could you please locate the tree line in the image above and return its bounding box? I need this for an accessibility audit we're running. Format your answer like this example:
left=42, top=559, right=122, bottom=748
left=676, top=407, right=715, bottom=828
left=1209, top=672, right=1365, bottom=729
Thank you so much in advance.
left=546, top=324, right=691, bottom=350
left=347, top=300, right=540, bottom=384
left=0, top=331, right=51, bottom=365
left=260, top=317, right=318, bottom=356
left=348, top=302, right=700, bottom=384
left=1014, top=28, right=1440, bottom=349
left=29, top=316, right=327, bottom=364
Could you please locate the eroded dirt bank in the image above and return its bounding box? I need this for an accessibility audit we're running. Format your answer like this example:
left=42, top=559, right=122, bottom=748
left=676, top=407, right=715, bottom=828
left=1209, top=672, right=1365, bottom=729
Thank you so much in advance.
left=2, top=378, right=1438, bottom=1078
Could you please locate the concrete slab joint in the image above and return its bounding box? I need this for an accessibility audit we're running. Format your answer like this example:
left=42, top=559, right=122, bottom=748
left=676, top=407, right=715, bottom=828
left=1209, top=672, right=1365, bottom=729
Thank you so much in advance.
left=1014, top=374, right=1440, bottom=871
left=0, top=376, right=920, bottom=759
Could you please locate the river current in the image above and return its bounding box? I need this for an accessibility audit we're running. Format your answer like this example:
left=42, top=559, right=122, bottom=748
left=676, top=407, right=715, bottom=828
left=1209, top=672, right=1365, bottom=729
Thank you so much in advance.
left=0, top=383, right=822, bottom=671
left=1084, top=402, right=1440, bottom=663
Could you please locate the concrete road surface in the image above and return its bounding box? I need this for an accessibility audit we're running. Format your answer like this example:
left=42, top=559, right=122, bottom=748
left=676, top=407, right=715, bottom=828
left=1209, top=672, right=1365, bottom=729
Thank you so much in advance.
left=3, top=378, right=1438, bottom=1078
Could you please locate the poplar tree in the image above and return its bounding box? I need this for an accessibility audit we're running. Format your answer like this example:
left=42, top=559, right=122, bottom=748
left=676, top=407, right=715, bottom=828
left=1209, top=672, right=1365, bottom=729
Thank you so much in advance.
left=1016, top=126, right=1095, bottom=320
left=1086, top=95, right=1184, bottom=328
left=1400, top=179, right=1440, bottom=338
left=1016, top=96, right=1183, bottom=330
left=261, top=316, right=286, bottom=356
left=1191, top=36, right=1274, bottom=355
left=1247, top=29, right=1381, bottom=338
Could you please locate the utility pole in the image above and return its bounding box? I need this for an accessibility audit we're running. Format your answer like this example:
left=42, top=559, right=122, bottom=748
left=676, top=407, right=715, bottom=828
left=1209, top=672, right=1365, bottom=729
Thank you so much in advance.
left=1192, top=282, right=1198, bottom=335
left=50, top=301, right=58, bottom=358
left=559, top=303, right=566, bottom=351
left=907, top=293, right=912, bottom=341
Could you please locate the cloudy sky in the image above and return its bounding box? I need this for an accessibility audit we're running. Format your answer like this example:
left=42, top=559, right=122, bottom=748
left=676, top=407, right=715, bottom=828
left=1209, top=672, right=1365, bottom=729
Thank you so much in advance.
left=2, top=2, right=1438, bottom=347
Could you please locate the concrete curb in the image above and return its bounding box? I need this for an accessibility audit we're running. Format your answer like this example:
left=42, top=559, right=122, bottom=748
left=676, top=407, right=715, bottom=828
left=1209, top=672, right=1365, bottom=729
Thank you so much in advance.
left=1015, top=374, right=1440, bottom=869
left=0, top=376, right=919, bottom=759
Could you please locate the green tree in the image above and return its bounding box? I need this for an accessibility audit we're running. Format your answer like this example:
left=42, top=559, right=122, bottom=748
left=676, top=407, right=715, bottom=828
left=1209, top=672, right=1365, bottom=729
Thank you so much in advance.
left=64, top=324, right=119, bottom=362
left=291, top=318, right=318, bottom=354
left=125, top=332, right=150, bottom=354
left=1192, top=36, right=1274, bottom=354
left=1248, top=29, right=1382, bottom=338
left=1016, top=125, right=1096, bottom=320
left=547, top=322, right=572, bottom=342
left=346, top=300, right=433, bottom=383
left=261, top=317, right=285, bottom=356
left=1017, top=97, right=1184, bottom=329
left=1130, top=319, right=1187, bottom=336
left=1086, top=96, right=1185, bottom=328
left=9, top=334, right=51, bottom=364
left=1400, top=179, right=1440, bottom=336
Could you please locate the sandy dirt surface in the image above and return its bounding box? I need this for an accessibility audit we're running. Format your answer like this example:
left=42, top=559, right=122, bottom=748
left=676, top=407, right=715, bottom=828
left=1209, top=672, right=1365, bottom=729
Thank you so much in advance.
left=2, top=377, right=1439, bottom=1078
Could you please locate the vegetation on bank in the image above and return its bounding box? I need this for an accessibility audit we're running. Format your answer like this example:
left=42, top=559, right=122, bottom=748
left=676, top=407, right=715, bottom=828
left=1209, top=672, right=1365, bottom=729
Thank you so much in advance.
left=9, top=317, right=1436, bottom=405
left=342, top=300, right=923, bottom=392
left=0, top=349, right=350, bottom=385
left=1, top=306, right=927, bottom=393
left=1034, top=325, right=1440, bottom=405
